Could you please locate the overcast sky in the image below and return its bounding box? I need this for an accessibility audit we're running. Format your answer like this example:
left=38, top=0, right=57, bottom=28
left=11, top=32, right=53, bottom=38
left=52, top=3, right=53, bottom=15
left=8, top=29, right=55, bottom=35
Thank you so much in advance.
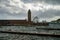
left=0, top=0, right=60, bottom=22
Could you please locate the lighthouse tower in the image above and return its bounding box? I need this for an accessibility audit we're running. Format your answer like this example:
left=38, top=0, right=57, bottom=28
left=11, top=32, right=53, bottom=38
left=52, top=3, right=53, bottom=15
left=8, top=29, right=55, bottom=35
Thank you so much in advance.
left=28, top=9, right=31, bottom=24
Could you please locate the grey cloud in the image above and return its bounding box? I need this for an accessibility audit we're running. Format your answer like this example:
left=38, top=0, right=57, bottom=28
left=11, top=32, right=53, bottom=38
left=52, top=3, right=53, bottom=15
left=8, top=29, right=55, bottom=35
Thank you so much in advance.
left=44, top=9, right=60, bottom=17
left=0, top=0, right=9, bottom=2
left=0, top=0, right=10, bottom=5
left=0, top=0, right=27, bottom=19
left=21, top=0, right=60, bottom=5
left=0, top=7, right=9, bottom=14
left=21, top=0, right=33, bottom=3
left=0, top=0, right=60, bottom=21
left=31, top=9, right=60, bottom=19
left=44, top=0, right=60, bottom=5
left=0, top=6, right=26, bottom=19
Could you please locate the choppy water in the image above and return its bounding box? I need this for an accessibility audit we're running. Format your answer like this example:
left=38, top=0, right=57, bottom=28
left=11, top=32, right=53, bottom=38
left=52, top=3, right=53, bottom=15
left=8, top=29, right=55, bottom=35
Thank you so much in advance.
left=0, top=24, right=60, bottom=40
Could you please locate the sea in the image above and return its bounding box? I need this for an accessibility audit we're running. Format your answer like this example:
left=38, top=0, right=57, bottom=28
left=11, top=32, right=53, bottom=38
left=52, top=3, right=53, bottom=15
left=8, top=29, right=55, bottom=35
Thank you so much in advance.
left=0, top=23, right=60, bottom=40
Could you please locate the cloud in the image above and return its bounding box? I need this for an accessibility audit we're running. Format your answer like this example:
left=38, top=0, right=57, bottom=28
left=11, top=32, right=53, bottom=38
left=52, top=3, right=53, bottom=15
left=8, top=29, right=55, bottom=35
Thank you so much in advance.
left=0, top=0, right=27, bottom=19
left=0, top=0, right=60, bottom=22
left=21, top=0, right=60, bottom=5
left=31, top=9, right=60, bottom=18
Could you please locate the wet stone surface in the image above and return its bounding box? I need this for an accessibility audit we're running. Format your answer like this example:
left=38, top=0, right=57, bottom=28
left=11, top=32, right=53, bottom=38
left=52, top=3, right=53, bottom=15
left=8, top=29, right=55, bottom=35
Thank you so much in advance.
left=0, top=33, right=60, bottom=40
left=0, top=25, right=60, bottom=40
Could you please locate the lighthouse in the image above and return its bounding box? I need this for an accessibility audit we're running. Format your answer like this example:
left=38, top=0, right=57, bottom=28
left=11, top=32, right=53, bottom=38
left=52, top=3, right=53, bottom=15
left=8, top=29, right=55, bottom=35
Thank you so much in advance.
left=28, top=9, right=31, bottom=24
